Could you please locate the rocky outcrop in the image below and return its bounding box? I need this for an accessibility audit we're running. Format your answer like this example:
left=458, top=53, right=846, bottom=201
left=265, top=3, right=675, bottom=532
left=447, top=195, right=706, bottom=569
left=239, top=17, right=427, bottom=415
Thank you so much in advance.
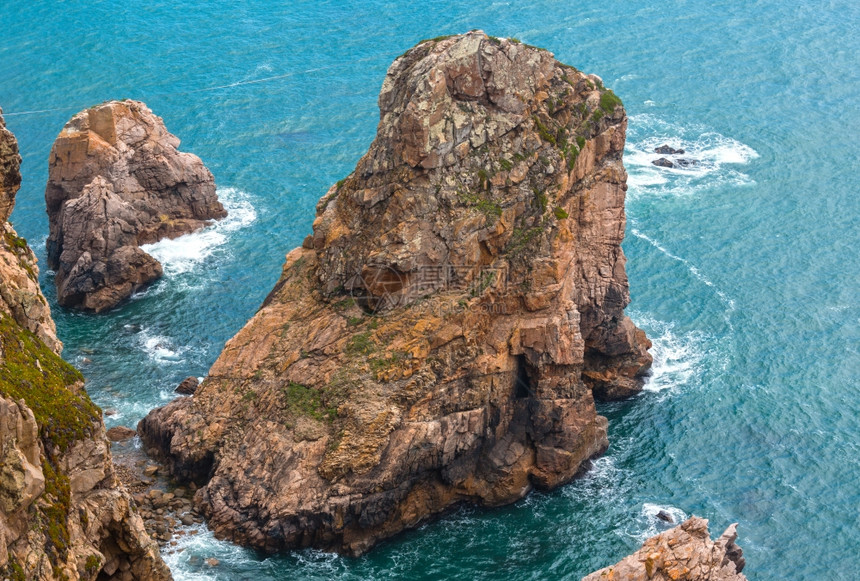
left=45, top=99, right=226, bottom=312
left=139, top=31, right=651, bottom=556
left=1, top=108, right=171, bottom=580
left=583, top=517, right=747, bottom=581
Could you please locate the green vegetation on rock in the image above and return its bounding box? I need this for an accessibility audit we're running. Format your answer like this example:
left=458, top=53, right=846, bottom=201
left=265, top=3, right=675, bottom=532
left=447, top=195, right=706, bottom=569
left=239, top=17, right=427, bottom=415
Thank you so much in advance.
left=283, top=382, right=337, bottom=422
left=0, top=313, right=97, bottom=570
left=599, top=90, right=623, bottom=113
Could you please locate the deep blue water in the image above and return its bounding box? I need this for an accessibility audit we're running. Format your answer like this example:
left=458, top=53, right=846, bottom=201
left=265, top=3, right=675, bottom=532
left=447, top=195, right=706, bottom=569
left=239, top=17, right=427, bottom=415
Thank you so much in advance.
left=2, top=1, right=859, bottom=579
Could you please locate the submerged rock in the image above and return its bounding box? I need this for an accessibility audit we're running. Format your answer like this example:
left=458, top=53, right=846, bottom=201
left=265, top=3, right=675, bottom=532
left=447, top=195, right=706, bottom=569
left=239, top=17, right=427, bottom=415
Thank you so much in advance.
left=654, top=144, right=685, bottom=155
left=652, top=157, right=675, bottom=168
left=139, top=31, right=651, bottom=556
left=583, top=516, right=747, bottom=580
left=45, top=99, right=226, bottom=312
left=655, top=509, right=674, bottom=523
left=1, top=107, right=171, bottom=581
left=651, top=154, right=698, bottom=169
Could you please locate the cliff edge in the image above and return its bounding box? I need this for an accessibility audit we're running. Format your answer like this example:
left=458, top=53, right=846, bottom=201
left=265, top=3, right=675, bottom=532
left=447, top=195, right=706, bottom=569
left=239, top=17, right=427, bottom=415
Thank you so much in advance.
left=1, top=108, right=171, bottom=580
left=45, top=100, right=226, bottom=312
left=139, top=31, right=652, bottom=556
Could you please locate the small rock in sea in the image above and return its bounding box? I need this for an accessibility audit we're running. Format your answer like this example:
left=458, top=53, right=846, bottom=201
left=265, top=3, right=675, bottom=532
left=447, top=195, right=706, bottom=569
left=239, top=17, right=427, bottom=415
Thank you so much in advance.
left=81, top=357, right=92, bottom=365
left=143, top=465, right=159, bottom=477
left=106, top=426, right=136, bottom=441
left=175, top=376, right=199, bottom=395
left=205, top=558, right=220, bottom=567
left=656, top=509, right=674, bottom=523
left=80, top=347, right=96, bottom=355
left=652, top=157, right=675, bottom=168
left=104, top=408, right=118, bottom=416
left=654, top=144, right=685, bottom=155
left=181, top=514, right=195, bottom=526
left=674, top=158, right=698, bottom=168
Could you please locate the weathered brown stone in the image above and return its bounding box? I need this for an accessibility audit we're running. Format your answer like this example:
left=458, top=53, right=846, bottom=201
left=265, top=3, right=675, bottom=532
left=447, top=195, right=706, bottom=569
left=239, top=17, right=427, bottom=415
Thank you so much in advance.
left=107, top=426, right=137, bottom=442
left=174, top=376, right=199, bottom=395
left=139, top=31, right=651, bottom=556
left=45, top=99, right=226, bottom=312
left=583, top=516, right=747, bottom=581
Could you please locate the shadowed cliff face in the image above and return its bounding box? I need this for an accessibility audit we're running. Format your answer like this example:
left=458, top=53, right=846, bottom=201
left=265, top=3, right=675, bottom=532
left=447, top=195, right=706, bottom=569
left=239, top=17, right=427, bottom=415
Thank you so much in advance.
left=0, top=108, right=171, bottom=581
left=139, top=31, right=651, bottom=556
left=45, top=100, right=226, bottom=312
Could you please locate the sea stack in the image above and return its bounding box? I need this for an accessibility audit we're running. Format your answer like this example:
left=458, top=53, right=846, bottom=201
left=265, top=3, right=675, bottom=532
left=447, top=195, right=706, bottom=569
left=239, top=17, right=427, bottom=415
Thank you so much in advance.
left=0, top=107, right=171, bottom=580
left=45, top=99, right=226, bottom=312
left=139, top=31, right=652, bottom=556
left=583, top=517, right=747, bottom=580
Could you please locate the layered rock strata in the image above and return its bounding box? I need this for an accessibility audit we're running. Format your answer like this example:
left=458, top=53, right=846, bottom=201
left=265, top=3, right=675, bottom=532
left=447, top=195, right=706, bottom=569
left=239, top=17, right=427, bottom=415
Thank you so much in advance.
left=45, top=99, right=226, bottom=312
left=583, top=517, right=747, bottom=581
left=0, top=107, right=171, bottom=580
left=140, top=31, right=651, bottom=556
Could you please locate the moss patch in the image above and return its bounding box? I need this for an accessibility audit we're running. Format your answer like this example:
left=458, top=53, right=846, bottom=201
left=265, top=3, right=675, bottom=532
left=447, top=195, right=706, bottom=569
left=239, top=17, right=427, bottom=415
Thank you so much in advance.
left=599, top=90, right=623, bottom=114
left=0, top=314, right=97, bottom=568
left=283, top=382, right=338, bottom=422
left=0, top=314, right=93, bottom=452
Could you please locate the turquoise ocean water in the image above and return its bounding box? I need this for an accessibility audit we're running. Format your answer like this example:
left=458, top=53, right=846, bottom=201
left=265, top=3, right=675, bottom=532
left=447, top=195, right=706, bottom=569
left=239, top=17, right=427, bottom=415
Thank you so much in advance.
left=2, top=1, right=858, bottom=579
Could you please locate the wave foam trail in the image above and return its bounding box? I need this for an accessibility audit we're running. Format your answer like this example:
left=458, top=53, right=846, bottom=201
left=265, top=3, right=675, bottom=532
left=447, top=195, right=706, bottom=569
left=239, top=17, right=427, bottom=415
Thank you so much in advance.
left=137, top=328, right=187, bottom=364
left=140, top=187, right=257, bottom=276
left=624, top=115, right=758, bottom=198
left=629, top=226, right=736, bottom=321
left=630, top=315, right=706, bottom=393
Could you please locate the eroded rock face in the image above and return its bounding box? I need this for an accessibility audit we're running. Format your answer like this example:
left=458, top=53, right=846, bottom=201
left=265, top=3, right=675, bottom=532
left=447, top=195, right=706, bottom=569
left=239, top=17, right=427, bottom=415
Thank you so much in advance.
left=45, top=99, right=226, bottom=312
left=139, top=31, right=651, bottom=556
left=1, top=107, right=171, bottom=580
left=583, top=517, right=747, bottom=581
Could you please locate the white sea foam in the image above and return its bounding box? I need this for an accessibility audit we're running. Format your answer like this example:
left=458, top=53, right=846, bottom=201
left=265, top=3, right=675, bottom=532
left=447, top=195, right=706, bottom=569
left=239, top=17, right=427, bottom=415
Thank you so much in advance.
left=630, top=315, right=707, bottom=393
left=140, top=187, right=257, bottom=276
left=634, top=503, right=689, bottom=541
left=163, top=524, right=259, bottom=581
left=625, top=115, right=758, bottom=199
left=137, top=327, right=187, bottom=364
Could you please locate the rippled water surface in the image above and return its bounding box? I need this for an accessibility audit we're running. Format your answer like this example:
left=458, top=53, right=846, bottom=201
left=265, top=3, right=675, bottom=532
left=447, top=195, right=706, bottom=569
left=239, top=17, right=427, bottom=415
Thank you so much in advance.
left=1, top=1, right=858, bottom=579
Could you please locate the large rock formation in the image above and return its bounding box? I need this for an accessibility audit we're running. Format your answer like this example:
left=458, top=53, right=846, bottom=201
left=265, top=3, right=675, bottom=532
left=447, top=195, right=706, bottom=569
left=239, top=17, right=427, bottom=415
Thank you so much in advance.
left=139, top=31, right=652, bottom=556
left=45, top=99, right=226, bottom=312
left=583, top=517, right=747, bottom=580
left=0, top=108, right=171, bottom=580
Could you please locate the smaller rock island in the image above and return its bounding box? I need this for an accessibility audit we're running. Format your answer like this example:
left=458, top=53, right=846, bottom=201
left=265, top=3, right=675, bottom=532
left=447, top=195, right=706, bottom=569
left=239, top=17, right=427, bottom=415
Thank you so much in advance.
left=45, top=99, right=226, bottom=312
left=583, top=517, right=747, bottom=580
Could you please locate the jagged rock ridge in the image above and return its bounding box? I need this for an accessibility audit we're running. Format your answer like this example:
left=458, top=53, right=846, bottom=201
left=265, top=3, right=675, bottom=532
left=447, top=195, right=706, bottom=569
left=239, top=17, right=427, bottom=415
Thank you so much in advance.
left=583, top=516, right=747, bottom=580
left=140, top=31, right=652, bottom=556
left=45, top=99, right=226, bottom=312
left=0, top=107, right=171, bottom=580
